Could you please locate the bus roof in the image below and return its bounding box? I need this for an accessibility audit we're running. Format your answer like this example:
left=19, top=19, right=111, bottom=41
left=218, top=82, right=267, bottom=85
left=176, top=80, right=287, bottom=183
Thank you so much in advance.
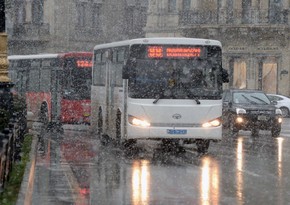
left=8, top=54, right=58, bottom=60
left=93, top=37, right=222, bottom=50
left=8, top=52, right=92, bottom=60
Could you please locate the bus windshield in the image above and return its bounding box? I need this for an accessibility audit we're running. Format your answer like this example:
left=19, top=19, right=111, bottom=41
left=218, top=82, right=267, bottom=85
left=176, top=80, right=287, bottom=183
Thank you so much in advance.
left=128, top=58, right=221, bottom=99
left=63, top=58, right=92, bottom=100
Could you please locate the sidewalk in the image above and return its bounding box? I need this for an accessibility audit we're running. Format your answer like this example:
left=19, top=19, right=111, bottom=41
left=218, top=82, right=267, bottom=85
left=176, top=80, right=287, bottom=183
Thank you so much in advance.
left=16, top=123, right=42, bottom=205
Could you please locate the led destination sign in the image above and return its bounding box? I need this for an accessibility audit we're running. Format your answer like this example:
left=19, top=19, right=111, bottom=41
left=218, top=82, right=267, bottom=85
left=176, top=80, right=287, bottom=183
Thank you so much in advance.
left=147, top=46, right=203, bottom=58
left=76, top=60, right=93, bottom=68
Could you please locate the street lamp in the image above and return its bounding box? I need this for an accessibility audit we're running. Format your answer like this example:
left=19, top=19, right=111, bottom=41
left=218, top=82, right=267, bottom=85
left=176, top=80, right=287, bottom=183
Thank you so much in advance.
left=0, top=0, right=13, bottom=113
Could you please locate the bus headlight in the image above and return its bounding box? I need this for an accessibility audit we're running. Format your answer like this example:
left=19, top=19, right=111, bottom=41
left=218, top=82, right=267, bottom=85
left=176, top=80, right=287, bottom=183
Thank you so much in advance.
left=128, top=115, right=151, bottom=127
left=202, top=118, right=221, bottom=128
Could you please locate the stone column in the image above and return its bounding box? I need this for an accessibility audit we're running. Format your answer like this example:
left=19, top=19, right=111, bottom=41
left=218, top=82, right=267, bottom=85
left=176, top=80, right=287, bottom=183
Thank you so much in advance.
left=0, top=0, right=14, bottom=114
left=0, top=0, right=10, bottom=83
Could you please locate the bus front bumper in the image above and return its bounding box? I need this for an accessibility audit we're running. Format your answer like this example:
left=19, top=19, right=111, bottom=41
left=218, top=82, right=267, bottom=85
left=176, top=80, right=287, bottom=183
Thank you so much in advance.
left=126, top=125, right=222, bottom=140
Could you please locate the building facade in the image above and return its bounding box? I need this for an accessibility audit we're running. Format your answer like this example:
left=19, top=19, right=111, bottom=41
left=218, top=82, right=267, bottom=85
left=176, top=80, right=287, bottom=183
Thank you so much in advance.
left=145, top=0, right=290, bottom=96
left=6, top=0, right=148, bottom=54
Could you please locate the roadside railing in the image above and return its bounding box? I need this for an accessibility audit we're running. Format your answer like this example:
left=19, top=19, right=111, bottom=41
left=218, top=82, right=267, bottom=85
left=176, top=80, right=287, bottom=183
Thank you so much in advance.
left=0, top=111, right=27, bottom=192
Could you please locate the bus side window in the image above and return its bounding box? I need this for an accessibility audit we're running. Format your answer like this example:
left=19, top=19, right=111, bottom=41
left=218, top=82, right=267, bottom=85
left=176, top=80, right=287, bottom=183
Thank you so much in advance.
left=40, top=61, right=52, bottom=92
left=112, top=48, right=125, bottom=87
left=93, top=51, right=106, bottom=86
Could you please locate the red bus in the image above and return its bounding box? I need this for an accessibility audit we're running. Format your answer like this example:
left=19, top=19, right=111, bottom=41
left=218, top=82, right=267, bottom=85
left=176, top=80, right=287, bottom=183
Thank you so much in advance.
left=8, top=52, right=93, bottom=128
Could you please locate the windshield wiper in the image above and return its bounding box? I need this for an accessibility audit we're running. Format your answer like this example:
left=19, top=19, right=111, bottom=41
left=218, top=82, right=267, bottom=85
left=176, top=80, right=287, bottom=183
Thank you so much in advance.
left=153, top=92, right=164, bottom=104
left=250, top=95, right=268, bottom=104
left=193, top=97, right=201, bottom=104
left=185, top=88, right=201, bottom=104
left=241, top=94, right=257, bottom=104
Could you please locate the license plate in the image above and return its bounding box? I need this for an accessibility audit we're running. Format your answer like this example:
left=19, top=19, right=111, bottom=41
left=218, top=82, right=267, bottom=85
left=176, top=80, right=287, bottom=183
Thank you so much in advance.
left=167, top=129, right=187, bottom=134
left=258, top=115, right=268, bottom=121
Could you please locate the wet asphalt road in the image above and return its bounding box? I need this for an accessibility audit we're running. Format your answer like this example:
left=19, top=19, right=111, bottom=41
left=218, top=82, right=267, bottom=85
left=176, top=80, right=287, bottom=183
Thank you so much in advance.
left=20, top=119, right=290, bottom=205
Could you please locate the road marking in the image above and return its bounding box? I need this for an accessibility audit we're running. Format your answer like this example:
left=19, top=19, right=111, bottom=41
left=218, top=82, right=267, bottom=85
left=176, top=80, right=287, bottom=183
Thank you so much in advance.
left=24, top=137, right=38, bottom=205
left=61, top=153, right=88, bottom=205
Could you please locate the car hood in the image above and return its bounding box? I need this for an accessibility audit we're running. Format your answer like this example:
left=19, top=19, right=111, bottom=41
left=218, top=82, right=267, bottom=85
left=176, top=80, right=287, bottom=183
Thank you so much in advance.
left=233, top=103, right=276, bottom=111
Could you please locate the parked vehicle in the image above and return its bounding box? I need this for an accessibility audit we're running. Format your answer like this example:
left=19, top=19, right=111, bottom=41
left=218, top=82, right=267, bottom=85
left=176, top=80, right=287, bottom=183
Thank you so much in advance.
left=222, top=89, right=283, bottom=137
left=8, top=52, right=93, bottom=128
left=267, top=94, right=290, bottom=118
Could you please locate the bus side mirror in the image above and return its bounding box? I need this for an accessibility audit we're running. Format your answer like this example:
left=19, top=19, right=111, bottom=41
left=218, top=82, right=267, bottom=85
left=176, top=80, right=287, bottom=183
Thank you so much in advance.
left=122, top=59, right=136, bottom=79
left=222, top=68, right=229, bottom=83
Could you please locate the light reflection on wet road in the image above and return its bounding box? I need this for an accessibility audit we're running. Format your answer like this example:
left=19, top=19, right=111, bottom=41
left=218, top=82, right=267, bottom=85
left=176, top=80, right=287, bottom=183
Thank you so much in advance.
left=29, top=121, right=290, bottom=205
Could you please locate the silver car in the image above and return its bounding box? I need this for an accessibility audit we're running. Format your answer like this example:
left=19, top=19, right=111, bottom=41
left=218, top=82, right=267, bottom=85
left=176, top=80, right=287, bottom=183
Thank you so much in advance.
left=267, top=94, right=290, bottom=118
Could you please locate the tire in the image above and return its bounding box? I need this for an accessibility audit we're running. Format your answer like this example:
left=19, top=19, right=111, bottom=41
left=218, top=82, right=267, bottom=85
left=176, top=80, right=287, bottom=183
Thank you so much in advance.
left=229, top=115, right=239, bottom=136
left=196, top=139, right=210, bottom=154
left=271, top=126, right=281, bottom=137
left=122, top=139, right=137, bottom=149
left=100, top=134, right=110, bottom=146
left=40, top=104, right=48, bottom=125
left=116, top=112, right=121, bottom=146
left=280, top=107, right=289, bottom=118
left=97, top=109, right=103, bottom=137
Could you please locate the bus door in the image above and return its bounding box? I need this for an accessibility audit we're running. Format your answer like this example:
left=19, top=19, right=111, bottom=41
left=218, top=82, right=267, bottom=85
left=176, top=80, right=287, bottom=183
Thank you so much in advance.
left=51, top=68, right=63, bottom=123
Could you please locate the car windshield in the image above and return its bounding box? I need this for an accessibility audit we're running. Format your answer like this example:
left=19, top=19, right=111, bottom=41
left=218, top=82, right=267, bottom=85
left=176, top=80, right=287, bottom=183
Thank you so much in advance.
left=233, top=92, right=271, bottom=105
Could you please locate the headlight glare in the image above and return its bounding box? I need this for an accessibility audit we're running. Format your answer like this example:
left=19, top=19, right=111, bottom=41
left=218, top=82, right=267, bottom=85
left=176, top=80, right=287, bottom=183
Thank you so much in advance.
left=202, top=118, right=221, bottom=128
left=236, top=117, right=243, bottom=123
left=128, top=115, right=150, bottom=127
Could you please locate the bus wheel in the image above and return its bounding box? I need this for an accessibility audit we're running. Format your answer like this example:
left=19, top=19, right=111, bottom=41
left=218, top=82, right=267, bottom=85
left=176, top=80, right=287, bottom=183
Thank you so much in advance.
left=122, top=139, right=137, bottom=149
left=100, top=134, right=110, bottom=146
left=40, top=104, right=48, bottom=126
left=116, top=112, right=121, bottom=146
left=196, top=139, right=210, bottom=154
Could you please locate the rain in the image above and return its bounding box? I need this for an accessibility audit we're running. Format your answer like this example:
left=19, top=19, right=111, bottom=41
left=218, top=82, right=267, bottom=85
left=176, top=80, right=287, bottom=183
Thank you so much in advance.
left=0, top=0, right=290, bottom=205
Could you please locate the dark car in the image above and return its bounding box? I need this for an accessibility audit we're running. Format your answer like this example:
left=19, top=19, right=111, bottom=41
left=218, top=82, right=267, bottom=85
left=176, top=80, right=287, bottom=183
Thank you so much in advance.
left=222, top=89, right=283, bottom=137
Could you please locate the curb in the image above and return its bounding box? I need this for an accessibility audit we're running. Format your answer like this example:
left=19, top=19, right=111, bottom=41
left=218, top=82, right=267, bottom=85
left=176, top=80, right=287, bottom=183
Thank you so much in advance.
left=16, top=134, right=38, bottom=205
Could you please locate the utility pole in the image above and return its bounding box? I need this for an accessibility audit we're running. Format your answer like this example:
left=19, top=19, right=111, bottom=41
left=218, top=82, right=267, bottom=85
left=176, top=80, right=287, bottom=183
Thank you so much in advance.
left=0, top=0, right=13, bottom=113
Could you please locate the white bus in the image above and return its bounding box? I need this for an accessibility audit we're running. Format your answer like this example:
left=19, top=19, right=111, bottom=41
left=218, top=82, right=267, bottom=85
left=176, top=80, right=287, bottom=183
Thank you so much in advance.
left=91, top=38, right=228, bottom=153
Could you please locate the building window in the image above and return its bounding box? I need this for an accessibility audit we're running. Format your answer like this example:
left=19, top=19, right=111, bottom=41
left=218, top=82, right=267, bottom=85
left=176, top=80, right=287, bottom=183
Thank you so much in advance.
left=92, top=4, right=101, bottom=29
left=230, top=58, right=247, bottom=89
left=182, top=0, right=191, bottom=11
left=269, top=0, right=282, bottom=24
left=241, top=0, right=251, bottom=24
left=32, top=0, right=44, bottom=24
left=259, top=57, right=278, bottom=93
left=16, top=1, right=26, bottom=24
left=77, top=3, right=86, bottom=27
left=168, top=0, right=176, bottom=12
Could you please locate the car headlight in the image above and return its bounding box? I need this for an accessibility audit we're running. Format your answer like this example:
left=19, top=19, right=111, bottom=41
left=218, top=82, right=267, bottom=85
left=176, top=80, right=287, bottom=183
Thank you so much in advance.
left=236, top=108, right=246, bottom=114
left=128, top=115, right=151, bottom=127
left=275, top=109, right=282, bottom=115
left=202, top=118, right=221, bottom=128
